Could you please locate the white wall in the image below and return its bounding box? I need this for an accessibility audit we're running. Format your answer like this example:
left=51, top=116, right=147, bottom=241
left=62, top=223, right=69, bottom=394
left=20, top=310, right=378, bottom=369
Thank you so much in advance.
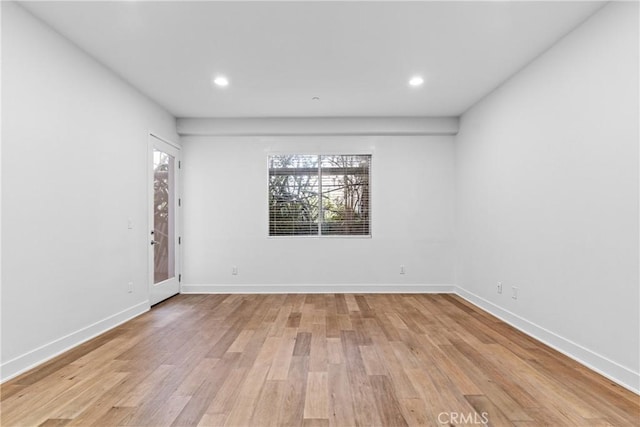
left=1, top=2, right=178, bottom=380
left=180, top=133, right=456, bottom=291
left=455, top=2, right=639, bottom=392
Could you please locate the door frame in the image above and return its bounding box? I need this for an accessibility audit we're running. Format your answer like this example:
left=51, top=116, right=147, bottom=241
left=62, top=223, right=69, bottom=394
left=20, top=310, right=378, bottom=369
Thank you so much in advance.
left=148, top=132, right=181, bottom=306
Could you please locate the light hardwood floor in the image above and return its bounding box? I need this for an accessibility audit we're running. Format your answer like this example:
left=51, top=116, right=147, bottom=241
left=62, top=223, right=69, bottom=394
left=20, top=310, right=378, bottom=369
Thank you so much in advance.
left=1, top=294, right=638, bottom=426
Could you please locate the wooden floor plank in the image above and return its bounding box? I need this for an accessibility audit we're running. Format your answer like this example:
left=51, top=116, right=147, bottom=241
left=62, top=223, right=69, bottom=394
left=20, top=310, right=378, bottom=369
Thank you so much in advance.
left=327, top=363, right=356, bottom=427
left=341, top=330, right=384, bottom=426
left=1, top=293, right=637, bottom=427
left=369, top=374, right=409, bottom=427
left=465, top=394, right=514, bottom=427
left=249, top=380, right=286, bottom=427
left=37, top=419, right=71, bottom=427
left=171, top=353, right=239, bottom=426
left=399, top=398, right=431, bottom=426
left=278, top=355, right=309, bottom=427
left=303, top=371, right=329, bottom=420
left=267, top=327, right=298, bottom=380
left=222, top=363, right=270, bottom=426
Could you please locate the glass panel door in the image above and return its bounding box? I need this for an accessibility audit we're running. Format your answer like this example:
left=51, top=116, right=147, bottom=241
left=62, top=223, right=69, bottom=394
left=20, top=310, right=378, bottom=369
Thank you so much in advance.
left=153, top=149, right=175, bottom=284
left=149, top=134, right=180, bottom=306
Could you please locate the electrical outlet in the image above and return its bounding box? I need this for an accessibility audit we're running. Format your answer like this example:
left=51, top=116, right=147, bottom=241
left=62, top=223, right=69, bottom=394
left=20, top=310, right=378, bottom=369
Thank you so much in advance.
left=400, top=265, right=406, bottom=275
left=497, top=282, right=502, bottom=294
left=512, top=286, right=518, bottom=300
left=128, top=281, right=133, bottom=293
left=232, top=266, right=238, bottom=275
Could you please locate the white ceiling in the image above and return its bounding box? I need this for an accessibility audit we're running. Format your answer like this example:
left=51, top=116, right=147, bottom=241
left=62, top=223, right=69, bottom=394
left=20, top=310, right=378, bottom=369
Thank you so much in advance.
left=20, top=1, right=605, bottom=118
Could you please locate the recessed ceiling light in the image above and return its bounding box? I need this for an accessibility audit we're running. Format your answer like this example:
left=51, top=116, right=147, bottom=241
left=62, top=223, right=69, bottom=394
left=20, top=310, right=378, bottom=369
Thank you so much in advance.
left=409, top=76, right=424, bottom=87
left=312, top=96, right=320, bottom=101
left=213, top=76, right=229, bottom=87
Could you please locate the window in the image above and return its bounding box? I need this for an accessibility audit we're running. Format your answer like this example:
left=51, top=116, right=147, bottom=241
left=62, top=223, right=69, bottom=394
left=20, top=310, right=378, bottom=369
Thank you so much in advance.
left=268, top=154, right=371, bottom=236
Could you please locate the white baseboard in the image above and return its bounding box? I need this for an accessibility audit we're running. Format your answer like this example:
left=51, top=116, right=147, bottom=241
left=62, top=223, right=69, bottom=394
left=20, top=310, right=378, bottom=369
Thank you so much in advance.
left=0, top=301, right=150, bottom=383
left=180, top=283, right=456, bottom=294
left=455, top=286, right=640, bottom=395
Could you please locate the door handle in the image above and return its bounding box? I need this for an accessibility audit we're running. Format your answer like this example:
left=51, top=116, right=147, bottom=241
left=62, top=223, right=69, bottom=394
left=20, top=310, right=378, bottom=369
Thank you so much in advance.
left=151, top=240, right=160, bottom=245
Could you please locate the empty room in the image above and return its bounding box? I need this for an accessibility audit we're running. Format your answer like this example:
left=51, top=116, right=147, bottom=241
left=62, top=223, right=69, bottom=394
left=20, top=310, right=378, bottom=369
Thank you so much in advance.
left=1, top=1, right=639, bottom=426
